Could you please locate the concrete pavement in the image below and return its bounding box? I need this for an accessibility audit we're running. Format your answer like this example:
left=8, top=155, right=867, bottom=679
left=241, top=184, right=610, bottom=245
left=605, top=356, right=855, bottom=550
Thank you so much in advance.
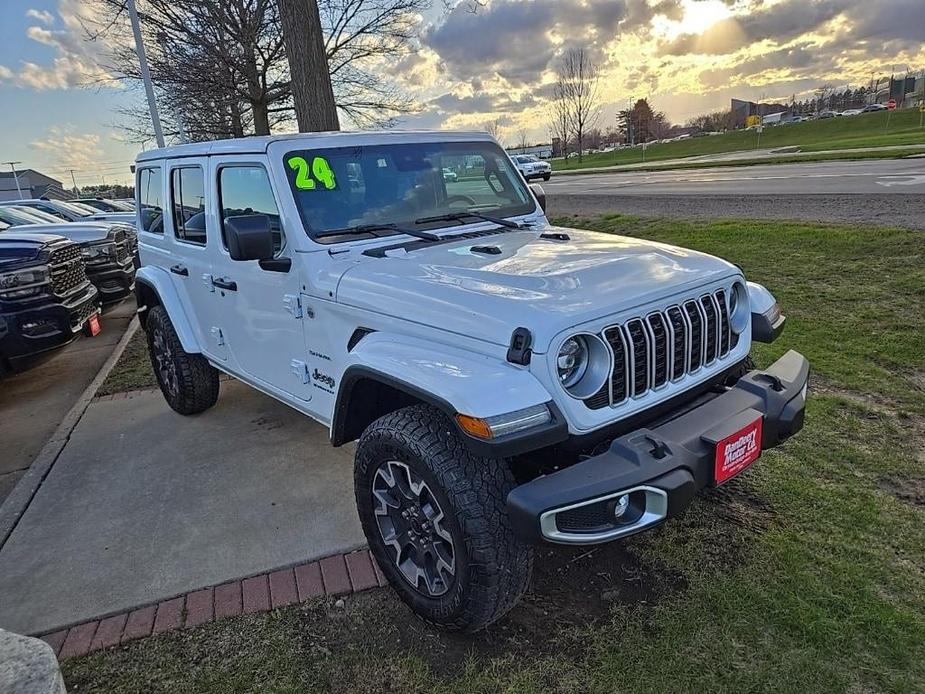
left=0, top=380, right=364, bottom=636
left=0, top=300, right=135, bottom=503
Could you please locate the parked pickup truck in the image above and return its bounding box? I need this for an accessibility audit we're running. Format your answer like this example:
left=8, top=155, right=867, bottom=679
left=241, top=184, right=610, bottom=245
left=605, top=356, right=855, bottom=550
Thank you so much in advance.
left=0, top=198, right=136, bottom=226
left=0, top=232, right=100, bottom=375
left=133, top=131, right=808, bottom=632
left=0, top=211, right=137, bottom=303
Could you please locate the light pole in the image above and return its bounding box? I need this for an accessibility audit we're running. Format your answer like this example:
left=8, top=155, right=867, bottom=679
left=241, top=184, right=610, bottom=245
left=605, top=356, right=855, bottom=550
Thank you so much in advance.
left=4, top=162, right=24, bottom=199
left=126, top=0, right=164, bottom=148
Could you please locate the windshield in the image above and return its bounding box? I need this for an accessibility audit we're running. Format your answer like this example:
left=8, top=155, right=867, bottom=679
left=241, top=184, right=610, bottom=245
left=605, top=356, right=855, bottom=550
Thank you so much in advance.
left=0, top=207, right=47, bottom=226
left=64, top=201, right=100, bottom=216
left=284, top=141, right=534, bottom=240
left=11, top=206, right=60, bottom=223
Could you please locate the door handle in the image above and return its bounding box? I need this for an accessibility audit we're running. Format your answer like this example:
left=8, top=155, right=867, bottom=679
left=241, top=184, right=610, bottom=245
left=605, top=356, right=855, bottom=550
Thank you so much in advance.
left=170, top=264, right=189, bottom=276
left=212, top=277, right=237, bottom=291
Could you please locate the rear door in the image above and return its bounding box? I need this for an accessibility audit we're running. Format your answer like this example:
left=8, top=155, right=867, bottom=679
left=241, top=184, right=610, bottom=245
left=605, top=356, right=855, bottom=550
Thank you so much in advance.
left=163, top=158, right=227, bottom=361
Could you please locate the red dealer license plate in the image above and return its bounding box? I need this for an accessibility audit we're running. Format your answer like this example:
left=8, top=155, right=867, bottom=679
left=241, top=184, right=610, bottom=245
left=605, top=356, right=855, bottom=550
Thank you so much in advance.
left=86, top=313, right=101, bottom=337
left=714, top=416, right=763, bottom=485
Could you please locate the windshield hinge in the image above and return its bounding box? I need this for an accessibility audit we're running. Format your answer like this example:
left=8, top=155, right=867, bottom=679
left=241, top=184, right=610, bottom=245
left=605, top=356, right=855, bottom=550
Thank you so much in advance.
left=283, top=294, right=302, bottom=319
left=290, top=359, right=310, bottom=384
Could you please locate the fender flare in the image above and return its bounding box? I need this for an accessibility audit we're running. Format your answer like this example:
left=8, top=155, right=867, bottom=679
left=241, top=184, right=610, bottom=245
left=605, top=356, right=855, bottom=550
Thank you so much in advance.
left=331, top=332, right=566, bottom=456
left=134, top=266, right=202, bottom=353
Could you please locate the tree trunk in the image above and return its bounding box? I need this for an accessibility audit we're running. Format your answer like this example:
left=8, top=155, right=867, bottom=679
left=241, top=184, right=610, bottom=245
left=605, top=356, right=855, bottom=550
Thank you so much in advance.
left=277, top=0, right=339, bottom=132
left=251, top=98, right=271, bottom=135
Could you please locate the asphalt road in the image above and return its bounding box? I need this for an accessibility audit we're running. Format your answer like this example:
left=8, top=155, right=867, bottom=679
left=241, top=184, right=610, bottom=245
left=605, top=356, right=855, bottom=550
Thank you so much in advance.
left=0, top=298, right=135, bottom=504
left=544, top=158, right=925, bottom=229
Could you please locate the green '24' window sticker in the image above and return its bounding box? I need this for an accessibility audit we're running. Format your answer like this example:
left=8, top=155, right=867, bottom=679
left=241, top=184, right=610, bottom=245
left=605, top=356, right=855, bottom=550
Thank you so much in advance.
left=287, top=155, right=337, bottom=190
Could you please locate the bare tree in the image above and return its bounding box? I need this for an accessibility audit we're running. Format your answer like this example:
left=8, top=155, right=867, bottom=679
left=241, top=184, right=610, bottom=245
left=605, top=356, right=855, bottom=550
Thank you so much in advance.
left=550, top=89, right=571, bottom=159
left=516, top=128, right=529, bottom=151
left=278, top=0, right=339, bottom=131
left=554, top=48, right=600, bottom=162
left=484, top=118, right=504, bottom=145
left=84, top=0, right=426, bottom=142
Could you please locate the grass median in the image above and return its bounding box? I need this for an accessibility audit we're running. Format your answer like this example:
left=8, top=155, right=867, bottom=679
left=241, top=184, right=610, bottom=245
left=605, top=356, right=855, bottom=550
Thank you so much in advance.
left=553, top=108, right=925, bottom=171
left=66, top=217, right=925, bottom=693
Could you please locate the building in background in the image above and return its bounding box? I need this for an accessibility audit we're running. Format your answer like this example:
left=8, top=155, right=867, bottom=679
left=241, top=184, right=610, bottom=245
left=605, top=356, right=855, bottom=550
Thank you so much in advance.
left=730, top=99, right=790, bottom=129
left=0, top=169, right=72, bottom=202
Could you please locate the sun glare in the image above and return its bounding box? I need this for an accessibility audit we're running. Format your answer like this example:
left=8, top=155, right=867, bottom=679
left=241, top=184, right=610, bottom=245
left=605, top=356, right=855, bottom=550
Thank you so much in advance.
left=654, top=0, right=733, bottom=39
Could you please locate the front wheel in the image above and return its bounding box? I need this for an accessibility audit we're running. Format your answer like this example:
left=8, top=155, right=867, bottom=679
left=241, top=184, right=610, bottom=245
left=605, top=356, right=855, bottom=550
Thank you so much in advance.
left=543, top=173, right=551, bottom=181
left=354, top=405, right=533, bottom=632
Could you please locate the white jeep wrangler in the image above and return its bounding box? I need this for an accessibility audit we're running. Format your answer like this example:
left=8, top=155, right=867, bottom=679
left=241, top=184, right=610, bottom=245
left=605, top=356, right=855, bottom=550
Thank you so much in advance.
left=133, top=131, right=808, bottom=632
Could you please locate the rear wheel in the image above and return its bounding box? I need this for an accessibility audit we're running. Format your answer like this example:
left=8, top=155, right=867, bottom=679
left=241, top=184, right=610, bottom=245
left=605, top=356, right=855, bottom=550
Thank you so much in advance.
left=145, top=305, right=219, bottom=415
left=355, top=404, right=533, bottom=632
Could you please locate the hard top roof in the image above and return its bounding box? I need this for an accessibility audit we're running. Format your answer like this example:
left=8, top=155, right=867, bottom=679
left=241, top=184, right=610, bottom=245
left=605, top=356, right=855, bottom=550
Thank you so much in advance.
left=136, top=130, right=495, bottom=164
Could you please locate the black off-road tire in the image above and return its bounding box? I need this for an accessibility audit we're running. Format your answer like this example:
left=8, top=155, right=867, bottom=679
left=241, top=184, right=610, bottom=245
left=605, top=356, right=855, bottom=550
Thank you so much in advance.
left=145, top=305, right=219, bottom=415
left=355, top=404, right=533, bottom=632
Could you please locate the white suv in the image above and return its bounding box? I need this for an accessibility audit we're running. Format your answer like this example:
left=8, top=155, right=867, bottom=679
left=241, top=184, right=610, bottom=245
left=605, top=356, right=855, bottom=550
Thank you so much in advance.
left=134, top=131, right=808, bottom=632
left=511, top=154, right=552, bottom=181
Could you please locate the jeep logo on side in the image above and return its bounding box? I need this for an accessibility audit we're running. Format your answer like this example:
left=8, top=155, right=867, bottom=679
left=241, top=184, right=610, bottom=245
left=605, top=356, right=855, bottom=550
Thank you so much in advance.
left=312, top=368, right=335, bottom=390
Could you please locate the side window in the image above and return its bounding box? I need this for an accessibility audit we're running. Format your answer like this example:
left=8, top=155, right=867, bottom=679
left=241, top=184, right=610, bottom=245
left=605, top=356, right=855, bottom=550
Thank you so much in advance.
left=170, top=167, right=206, bottom=245
left=138, top=167, right=164, bottom=233
left=218, top=166, right=284, bottom=254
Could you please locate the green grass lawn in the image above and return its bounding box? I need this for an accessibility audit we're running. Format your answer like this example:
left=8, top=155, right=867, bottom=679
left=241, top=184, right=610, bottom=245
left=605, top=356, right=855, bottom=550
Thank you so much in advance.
left=95, top=327, right=156, bottom=397
left=554, top=108, right=925, bottom=171
left=64, top=217, right=925, bottom=693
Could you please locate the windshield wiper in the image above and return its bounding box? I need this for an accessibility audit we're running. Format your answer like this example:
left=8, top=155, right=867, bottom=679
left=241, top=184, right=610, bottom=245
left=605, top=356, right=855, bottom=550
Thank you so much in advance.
left=316, top=223, right=440, bottom=242
left=414, top=211, right=527, bottom=229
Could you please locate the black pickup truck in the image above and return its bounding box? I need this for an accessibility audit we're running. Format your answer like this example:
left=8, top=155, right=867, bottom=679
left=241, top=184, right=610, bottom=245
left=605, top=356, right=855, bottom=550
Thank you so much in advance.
left=0, top=211, right=137, bottom=303
left=0, top=232, right=101, bottom=375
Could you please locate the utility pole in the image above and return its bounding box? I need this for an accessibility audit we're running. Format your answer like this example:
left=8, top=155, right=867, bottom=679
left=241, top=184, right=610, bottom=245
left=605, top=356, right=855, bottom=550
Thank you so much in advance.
left=67, top=169, right=81, bottom=196
left=126, top=0, right=164, bottom=148
left=4, top=162, right=24, bottom=199
left=277, top=0, right=339, bottom=132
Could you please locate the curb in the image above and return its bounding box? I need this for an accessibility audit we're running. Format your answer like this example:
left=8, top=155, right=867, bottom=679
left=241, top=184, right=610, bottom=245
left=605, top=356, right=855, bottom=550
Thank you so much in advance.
left=0, top=317, right=140, bottom=550
left=39, top=547, right=382, bottom=662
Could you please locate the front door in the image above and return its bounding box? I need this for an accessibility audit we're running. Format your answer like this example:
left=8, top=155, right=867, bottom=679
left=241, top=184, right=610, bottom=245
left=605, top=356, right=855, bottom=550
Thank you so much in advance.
left=207, top=160, right=311, bottom=401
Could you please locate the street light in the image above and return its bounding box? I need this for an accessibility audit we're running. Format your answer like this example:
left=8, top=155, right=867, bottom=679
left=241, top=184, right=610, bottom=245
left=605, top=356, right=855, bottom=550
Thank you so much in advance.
left=126, top=0, right=164, bottom=148
left=3, top=162, right=24, bottom=199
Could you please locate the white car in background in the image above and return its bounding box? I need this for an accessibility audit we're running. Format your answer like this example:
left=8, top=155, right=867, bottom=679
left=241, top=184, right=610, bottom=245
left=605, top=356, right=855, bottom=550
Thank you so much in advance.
left=511, top=154, right=551, bottom=181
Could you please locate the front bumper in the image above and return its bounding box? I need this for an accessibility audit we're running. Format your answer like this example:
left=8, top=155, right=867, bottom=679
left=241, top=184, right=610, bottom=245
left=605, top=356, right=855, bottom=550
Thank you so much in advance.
left=87, top=258, right=136, bottom=303
left=507, top=350, right=809, bottom=545
left=0, top=284, right=101, bottom=370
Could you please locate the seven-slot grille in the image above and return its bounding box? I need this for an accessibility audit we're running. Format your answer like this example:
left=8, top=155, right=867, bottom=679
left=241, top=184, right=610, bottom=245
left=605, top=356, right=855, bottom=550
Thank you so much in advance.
left=584, top=288, right=736, bottom=410
left=48, top=243, right=88, bottom=297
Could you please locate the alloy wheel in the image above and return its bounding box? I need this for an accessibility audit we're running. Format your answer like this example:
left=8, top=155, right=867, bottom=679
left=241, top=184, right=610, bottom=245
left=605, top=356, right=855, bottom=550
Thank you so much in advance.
left=152, top=328, right=179, bottom=398
left=372, top=460, right=456, bottom=597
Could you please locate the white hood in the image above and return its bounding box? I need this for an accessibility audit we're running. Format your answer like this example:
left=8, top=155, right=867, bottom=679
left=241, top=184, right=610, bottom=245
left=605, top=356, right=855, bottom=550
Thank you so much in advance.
left=335, top=226, right=739, bottom=350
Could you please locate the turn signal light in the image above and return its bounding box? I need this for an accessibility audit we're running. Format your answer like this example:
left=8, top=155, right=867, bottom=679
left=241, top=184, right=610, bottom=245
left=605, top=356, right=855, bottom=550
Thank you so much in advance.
left=455, top=414, right=493, bottom=440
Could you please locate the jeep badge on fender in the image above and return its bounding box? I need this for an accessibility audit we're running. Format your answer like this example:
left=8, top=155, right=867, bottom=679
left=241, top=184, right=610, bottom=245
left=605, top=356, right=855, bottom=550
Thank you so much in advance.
left=132, top=130, right=808, bottom=632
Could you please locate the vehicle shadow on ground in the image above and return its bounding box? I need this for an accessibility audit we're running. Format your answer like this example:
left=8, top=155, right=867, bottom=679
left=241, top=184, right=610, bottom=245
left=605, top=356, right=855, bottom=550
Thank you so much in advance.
left=302, top=476, right=774, bottom=676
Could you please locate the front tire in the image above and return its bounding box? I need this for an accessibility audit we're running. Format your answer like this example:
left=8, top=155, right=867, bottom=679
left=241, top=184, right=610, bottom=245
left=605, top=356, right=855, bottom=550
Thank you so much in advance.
left=543, top=173, right=551, bottom=181
left=355, top=405, right=533, bottom=632
left=145, top=305, right=219, bottom=415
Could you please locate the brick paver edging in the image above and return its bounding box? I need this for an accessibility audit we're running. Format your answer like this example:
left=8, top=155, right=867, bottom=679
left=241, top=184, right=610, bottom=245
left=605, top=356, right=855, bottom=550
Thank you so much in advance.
left=39, top=549, right=385, bottom=661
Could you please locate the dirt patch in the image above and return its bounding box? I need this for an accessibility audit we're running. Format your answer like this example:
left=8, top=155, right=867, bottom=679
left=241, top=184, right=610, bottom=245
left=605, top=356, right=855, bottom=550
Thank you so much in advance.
left=293, top=540, right=685, bottom=680
left=879, top=477, right=925, bottom=508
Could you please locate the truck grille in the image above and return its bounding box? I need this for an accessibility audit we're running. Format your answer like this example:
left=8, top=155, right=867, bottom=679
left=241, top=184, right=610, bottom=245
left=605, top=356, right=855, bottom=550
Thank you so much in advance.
left=48, top=244, right=88, bottom=297
left=585, top=288, right=735, bottom=410
left=113, top=229, right=131, bottom=263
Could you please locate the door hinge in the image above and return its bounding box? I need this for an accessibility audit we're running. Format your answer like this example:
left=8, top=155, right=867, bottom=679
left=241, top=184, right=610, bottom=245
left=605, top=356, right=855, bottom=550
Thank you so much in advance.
left=290, top=359, right=310, bottom=384
left=202, top=273, right=215, bottom=292
left=210, top=327, right=225, bottom=346
left=283, top=294, right=302, bottom=318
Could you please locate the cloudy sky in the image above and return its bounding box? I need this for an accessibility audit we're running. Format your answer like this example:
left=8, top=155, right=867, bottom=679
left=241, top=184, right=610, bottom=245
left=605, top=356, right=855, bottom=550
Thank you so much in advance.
left=1, top=0, right=923, bottom=186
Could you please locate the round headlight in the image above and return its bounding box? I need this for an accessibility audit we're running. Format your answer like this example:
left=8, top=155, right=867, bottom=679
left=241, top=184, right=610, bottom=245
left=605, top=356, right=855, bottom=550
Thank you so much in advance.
left=556, top=333, right=611, bottom=399
left=557, top=336, right=588, bottom=388
left=729, top=281, right=749, bottom=334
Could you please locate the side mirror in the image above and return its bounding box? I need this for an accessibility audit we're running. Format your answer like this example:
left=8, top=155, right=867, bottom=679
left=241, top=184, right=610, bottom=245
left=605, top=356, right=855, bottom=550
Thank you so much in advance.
left=225, top=215, right=274, bottom=261
left=529, top=183, right=547, bottom=213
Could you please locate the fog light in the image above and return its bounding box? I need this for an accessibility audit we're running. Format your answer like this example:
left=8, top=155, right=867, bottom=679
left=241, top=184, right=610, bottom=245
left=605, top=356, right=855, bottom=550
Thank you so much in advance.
left=613, top=494, right=630, bottom=519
